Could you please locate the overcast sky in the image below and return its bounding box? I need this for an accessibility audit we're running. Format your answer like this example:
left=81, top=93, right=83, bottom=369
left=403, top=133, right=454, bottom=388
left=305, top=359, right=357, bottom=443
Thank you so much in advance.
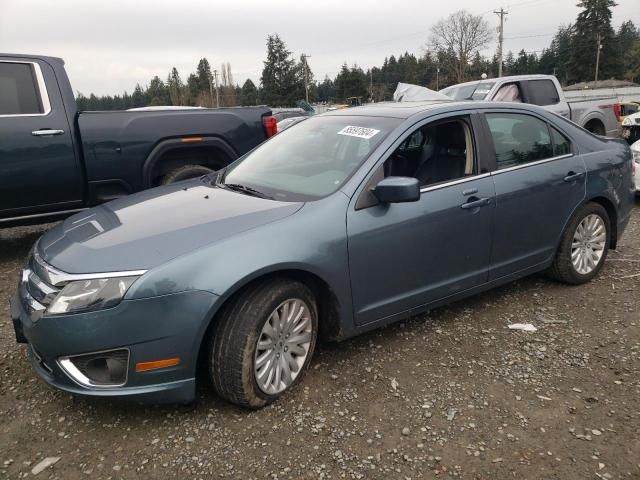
left=1, top=0, right=637, bottom=96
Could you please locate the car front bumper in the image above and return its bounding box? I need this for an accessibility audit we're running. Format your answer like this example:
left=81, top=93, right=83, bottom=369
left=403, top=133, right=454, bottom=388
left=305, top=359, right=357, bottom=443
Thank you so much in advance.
left=10, top=287, right=219, bottom=404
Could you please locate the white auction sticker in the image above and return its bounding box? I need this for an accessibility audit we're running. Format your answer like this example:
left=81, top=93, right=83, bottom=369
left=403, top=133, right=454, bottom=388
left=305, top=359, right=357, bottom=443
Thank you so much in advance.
left=337, top=125, right=380, bottom=140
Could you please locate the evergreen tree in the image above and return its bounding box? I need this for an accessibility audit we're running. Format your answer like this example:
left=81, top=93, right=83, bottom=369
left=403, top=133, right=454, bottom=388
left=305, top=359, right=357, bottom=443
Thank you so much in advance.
left=167, top=67, right=184, bottom=105
left=260, top=34, right=298, bottom=106
left=570, top=0, right=618, bottom=82
left=240, top=79, right=258, bottom=106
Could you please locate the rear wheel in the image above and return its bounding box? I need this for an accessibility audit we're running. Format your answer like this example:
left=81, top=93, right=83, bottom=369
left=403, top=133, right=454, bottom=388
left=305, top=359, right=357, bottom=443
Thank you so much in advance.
left=209, top=279, right=318, bottom=409
left=548, top=202, right=610, bottom=284
left=161, top=164, right=214, bottom=185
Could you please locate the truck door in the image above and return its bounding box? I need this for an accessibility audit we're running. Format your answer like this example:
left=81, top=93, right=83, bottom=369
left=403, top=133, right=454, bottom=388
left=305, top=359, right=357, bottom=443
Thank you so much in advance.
left=0, top=59, right=82, bottom=219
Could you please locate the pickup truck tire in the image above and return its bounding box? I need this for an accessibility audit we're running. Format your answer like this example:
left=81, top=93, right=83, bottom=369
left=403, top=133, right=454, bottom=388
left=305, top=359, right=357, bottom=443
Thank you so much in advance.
left=209, top=279, right=318, bottom=409
left=548, top=202, right=610, bottom=285
left=161, top=165, right=214, bottom=185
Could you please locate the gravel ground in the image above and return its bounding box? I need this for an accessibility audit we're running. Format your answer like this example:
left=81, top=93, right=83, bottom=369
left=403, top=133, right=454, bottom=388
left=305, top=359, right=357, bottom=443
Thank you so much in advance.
left=1, top=203, right=639, bottom=480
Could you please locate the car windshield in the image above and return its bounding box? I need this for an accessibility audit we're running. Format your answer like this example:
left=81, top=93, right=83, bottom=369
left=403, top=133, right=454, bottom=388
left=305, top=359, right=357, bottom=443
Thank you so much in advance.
left=441, top=82, right=495, bottom=101
left=220, top=115, right=400, bottom=201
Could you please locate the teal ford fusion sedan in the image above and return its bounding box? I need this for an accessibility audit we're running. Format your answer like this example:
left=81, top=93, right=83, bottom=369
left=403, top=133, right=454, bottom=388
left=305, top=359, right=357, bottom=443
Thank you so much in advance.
left=11, top=101, right=635, bottom=408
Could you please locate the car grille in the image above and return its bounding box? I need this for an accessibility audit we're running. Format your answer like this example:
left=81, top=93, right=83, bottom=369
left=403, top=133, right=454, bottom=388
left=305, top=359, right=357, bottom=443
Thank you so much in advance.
left=23, top=252, right=60, bottom=308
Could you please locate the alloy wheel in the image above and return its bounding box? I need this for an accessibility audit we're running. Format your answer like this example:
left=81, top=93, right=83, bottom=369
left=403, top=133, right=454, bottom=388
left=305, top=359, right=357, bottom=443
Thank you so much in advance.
left=254, top=299, right=313, bottom=394
left=571, top=214, right=607, bottom=275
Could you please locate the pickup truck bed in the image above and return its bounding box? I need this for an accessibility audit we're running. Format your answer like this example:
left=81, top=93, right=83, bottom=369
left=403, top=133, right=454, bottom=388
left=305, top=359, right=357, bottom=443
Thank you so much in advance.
left=0, top=54, right=275, bottom=227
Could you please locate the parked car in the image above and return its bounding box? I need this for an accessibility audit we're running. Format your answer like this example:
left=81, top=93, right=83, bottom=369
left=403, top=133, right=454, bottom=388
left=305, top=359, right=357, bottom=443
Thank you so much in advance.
left=11, top=100, right=635, bottom=407
left=632, top=140, right=640, bottom=194
left=0, top=54, right=277, bottom=227
left=619, top=102, right=639, bottom=124
left=440, top=75, right=621, bottom=137
left=622, top=111, right=640, bottom=144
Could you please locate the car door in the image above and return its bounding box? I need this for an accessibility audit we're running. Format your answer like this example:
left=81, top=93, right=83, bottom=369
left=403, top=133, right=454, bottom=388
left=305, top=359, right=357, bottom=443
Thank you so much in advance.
left=0, top=58, right=82, bottom=218
left=481, top=110, right=586, bottom=280
left=346, top=113, right=495, bottom=326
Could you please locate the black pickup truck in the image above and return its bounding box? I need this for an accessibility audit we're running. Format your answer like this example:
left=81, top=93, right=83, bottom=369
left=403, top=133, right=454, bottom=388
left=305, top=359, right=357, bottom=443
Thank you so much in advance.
left=0, top=54, right=277, bottom=227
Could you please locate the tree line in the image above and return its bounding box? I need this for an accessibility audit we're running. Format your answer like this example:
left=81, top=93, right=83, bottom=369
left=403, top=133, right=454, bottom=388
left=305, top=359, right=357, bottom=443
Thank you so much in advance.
left=77, top=0, right=640, bottom=111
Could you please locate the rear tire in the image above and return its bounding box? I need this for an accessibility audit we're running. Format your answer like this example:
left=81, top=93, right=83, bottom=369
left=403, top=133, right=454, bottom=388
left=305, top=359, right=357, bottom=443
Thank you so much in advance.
left=548, top=202, right=610, bottom=285
left=161, top=164, right=214, bottom=185
left=209, top=279, right=318, bottom=409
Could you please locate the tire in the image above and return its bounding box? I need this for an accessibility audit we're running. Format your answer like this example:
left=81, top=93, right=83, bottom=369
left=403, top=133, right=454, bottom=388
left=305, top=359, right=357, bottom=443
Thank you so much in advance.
left=209, top=279, right=318, bottom=409
left=161, top=164, right=214, bottom=185
left=548, top=202, right=610, bottom=285
left=585, top=121, right=605, bottom=136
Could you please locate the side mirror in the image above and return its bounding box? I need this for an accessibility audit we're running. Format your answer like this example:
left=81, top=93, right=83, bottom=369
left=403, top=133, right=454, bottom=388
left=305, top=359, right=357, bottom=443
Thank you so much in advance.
left=373, top=177, right=420, bottom=204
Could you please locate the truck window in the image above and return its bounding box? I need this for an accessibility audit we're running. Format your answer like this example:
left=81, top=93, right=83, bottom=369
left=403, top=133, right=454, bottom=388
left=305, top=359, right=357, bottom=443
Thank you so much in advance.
left=0, top=62, right=44, bottom=115
left=485, top=113, right=553, bottom=170
left=528, top=80, right=560, bottom=106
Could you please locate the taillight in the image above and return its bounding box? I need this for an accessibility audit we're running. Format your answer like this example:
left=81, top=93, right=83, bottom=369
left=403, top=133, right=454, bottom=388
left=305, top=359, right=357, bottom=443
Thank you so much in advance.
left=613, top=103, right=621, bottom=122
left=263, top=116, right=277, bottom=138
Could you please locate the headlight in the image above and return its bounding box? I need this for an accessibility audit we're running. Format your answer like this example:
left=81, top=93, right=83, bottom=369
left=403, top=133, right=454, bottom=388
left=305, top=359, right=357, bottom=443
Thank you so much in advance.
left=622, top=117, right=632, bottom=126
left=47, top=276, right=140, bottom=315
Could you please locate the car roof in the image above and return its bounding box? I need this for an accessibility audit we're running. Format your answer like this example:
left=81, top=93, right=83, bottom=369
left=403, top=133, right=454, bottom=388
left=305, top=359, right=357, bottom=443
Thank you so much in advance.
left=321, top=100, right=546, bottom=120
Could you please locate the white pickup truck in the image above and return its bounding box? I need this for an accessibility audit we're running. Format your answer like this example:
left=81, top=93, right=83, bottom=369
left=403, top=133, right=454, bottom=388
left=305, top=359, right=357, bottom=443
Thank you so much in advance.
left=440, top=75, right=621, bottom=137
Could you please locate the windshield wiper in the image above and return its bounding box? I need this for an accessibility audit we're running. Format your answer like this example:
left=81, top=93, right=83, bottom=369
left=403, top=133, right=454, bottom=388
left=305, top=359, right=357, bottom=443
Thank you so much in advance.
left=222, top=183, right=273, bottom=200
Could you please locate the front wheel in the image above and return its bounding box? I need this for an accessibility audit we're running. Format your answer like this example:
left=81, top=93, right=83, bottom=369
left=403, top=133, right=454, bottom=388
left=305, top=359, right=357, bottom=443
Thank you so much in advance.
left=209, top=279, right=318, bottom=409
left=548, top=202, right=610, bottom=284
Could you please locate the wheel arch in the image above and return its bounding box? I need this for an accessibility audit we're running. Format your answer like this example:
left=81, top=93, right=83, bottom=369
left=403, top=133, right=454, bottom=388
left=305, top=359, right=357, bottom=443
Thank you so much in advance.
left=587, top=195, right=618, bottom=249
left=142, top=137, right=237, bottom=187
left=196, top=268, right=343, bottom=373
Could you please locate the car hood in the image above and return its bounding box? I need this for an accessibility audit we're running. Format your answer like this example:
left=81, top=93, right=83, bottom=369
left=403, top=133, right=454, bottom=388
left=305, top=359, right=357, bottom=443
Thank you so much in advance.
left=38, top=180, right=303, bottom=273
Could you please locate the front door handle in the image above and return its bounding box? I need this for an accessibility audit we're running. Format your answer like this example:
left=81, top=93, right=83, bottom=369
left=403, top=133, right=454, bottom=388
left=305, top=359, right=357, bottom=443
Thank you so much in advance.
left=460, top=197, right=491, bottom=210
left=563, top=171, right=584, bottom=182
left=32, top=129, right=65, bottom=136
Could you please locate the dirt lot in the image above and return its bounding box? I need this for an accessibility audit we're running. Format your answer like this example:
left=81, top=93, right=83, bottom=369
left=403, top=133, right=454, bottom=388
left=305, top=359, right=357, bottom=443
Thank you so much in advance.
left=1, top=204, right=639, bottom=480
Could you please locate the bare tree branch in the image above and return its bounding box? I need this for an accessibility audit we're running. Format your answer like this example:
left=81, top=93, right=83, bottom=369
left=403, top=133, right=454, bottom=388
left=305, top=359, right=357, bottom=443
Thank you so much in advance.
left=430, top=10, right=492, bottom=83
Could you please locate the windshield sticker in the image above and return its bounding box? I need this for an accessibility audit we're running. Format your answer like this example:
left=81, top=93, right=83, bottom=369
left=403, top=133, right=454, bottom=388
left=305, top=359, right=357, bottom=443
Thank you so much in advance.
left=337, top=125, right=380, bottom=140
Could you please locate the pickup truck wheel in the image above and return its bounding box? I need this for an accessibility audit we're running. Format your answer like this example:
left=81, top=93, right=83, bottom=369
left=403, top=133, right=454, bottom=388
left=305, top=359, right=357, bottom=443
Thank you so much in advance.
left=161, top=165, right=214, bottom=185
left=548, top=202, right=610, bottom=285
left=209, top=279, right=318, bottom=409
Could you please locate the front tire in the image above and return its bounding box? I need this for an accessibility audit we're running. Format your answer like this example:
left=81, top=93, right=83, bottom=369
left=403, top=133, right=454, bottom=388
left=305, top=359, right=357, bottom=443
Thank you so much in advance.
left=209, top=279, right=318, bottom=409
left=548, top=202, right=610, bottom=284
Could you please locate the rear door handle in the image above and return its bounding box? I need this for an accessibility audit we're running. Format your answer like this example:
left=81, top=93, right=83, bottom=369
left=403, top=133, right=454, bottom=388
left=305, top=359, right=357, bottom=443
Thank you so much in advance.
left=32, top=129, right=65, bottom=136
left=563, top=171, right=584, bottom=182
left=460, top=197, right=491, bottom=210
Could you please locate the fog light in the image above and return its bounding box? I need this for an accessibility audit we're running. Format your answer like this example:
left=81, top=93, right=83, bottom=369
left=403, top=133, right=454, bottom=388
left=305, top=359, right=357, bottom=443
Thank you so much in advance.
left=58, top=349, right=129, bottom=388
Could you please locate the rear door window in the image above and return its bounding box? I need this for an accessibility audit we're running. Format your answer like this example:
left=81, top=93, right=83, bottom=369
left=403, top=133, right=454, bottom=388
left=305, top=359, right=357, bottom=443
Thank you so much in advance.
left=485, top=113, right=554, bottom=170
left=528, top=80, right=560, bottom=106
left=0, top=62, right=44, bottom=115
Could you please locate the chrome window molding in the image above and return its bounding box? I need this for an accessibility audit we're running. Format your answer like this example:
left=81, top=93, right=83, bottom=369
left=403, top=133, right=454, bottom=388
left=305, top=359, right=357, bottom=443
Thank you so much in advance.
left=419, top=173, right=492, bottom=194
left=58, top=348, right=130, bottom=389
left=0, top=60, right=52, bottom=118
left=32, top=247, right=146, bottom=288
left=490, top=154, right=574, bottom=176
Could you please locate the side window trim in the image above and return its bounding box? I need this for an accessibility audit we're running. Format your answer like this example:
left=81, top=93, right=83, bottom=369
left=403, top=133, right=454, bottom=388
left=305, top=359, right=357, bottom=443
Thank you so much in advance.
left=0, top=60, right=51, bottom=118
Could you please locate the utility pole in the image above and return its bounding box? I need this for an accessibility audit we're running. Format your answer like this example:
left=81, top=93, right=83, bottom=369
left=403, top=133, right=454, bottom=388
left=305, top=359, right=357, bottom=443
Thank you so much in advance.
left=213, top=69, right=220, bottom=108
left=208, top=75, right=214, bottom=107
left=369, top=69, right=373, bottom=101
left=494, top=8, right=508, bottom=77
left=301, top=54, right=311, bottom=103
left=594, top=32, right=602, bottom=85
left=436, top=63, right=440, bottom=91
